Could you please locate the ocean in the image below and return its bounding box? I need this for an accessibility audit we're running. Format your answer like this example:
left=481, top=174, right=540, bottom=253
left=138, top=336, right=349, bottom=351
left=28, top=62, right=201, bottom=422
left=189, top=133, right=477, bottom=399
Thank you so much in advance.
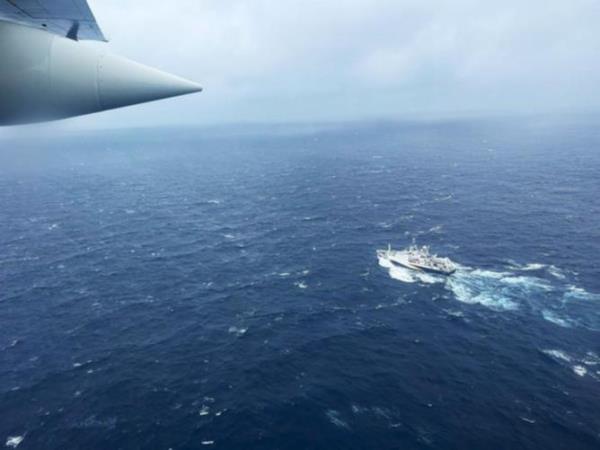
left=1, top=118, right=599, bottom=449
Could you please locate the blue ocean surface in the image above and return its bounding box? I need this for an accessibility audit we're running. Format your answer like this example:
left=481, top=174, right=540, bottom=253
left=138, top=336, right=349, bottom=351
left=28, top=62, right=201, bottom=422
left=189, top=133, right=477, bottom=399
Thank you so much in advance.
left=1, top=118, right=599, bottom=449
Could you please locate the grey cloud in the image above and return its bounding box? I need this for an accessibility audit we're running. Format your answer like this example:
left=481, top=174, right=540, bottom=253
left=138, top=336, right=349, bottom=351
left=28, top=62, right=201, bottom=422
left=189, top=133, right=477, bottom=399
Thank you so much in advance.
left=64, top=0, right=600, bottom=127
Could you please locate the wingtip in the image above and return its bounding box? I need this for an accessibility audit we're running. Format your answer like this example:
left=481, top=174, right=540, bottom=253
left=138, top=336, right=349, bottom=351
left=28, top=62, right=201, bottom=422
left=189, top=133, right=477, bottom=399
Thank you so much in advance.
left=97, top=53, right=204, bottom=110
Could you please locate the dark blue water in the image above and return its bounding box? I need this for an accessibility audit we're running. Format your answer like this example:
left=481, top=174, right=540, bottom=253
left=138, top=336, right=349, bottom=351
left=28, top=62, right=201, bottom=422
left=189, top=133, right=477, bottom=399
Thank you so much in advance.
left=1, top=119, right=599, bottom=449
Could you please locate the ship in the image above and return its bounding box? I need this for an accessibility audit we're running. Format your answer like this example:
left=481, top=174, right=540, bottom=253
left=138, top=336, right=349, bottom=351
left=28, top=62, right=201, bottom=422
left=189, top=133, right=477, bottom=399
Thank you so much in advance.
left=377, top=244, right=457, bottom=275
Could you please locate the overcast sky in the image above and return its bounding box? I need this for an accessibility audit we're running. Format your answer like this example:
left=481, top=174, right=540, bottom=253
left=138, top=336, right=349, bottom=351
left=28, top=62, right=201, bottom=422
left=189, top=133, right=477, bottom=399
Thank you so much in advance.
left=71, top=0, right=600, bottom=127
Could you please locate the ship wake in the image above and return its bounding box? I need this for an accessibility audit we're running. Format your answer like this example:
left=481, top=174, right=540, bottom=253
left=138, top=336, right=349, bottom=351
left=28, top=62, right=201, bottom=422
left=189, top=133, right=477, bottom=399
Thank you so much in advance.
left=378, top=254, right=599, bottom=322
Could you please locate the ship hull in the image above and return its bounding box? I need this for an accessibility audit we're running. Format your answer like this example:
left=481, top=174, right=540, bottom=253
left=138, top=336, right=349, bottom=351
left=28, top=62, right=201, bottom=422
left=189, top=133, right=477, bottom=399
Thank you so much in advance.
left=377, top=250, right=455, bottom=276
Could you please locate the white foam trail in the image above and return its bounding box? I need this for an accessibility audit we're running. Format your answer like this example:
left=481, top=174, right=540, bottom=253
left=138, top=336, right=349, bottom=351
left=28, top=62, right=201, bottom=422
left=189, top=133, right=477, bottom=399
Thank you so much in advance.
left=388, top=266, right=417, bottom=283
left=445, top=270, right=520, bottom=311
left=377, top=257, right=393, bottom=270
left=379, top=254, right=523, bottom=310
left=378, top=253, right=598, bottom=319
left=414, top=272, right=443, bottom=284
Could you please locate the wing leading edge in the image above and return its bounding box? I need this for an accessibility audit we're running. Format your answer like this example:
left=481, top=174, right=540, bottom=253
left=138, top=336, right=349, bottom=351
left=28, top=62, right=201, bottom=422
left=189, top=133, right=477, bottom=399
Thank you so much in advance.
left=0, top=0, right=106, bottom=41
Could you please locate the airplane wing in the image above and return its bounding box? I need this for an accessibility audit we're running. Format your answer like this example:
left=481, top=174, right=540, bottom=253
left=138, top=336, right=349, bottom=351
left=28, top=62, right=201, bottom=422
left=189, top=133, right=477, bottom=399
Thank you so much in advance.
left=0, top=0, right=106, bottom=41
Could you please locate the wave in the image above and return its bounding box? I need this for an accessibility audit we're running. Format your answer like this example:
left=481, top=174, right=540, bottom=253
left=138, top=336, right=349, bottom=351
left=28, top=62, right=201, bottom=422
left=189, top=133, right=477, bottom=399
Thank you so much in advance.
left=564, top=285, right=600, bottom=302
left=228, top=326, right=247, bottom=337
left=5, top=436, right=24, bottom=448
left=541, top=310, right=574, bottom=328
left=325, top=410, right=350, bottom=429
left=541, top=349, right=600, bottom=381
left=541, top=349, right=572, bottom=362
left=507, top=261, right=547, bottom=271
left=506, top=261, right=570, bottom=280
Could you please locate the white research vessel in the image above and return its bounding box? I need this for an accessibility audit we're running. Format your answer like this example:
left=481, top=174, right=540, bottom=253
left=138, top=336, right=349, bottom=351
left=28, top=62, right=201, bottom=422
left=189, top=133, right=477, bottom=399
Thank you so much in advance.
left=377, top=245, right=457, bottom=275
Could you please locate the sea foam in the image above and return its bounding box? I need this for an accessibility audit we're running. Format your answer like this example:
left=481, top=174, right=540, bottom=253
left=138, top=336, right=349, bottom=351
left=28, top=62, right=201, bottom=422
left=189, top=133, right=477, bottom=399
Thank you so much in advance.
left=379, top=253, right=598, bottom=320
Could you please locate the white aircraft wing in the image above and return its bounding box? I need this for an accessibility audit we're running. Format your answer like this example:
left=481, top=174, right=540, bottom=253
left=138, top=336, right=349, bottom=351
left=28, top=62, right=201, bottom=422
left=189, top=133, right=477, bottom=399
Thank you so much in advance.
left=0, top=0, right=106, bottom=41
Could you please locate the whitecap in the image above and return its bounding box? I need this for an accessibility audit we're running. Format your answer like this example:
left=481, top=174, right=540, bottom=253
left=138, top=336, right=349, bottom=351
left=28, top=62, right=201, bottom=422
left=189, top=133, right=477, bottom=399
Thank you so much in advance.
left=520, top=417, right=536, bottom=424
left=294, top=281, right=308, bottom=289
left=582, top=352, right=600, bottom=366
left=548, top=265, right=567, bottom=280
left=227, top=326, right=247, bottom=337
left=5, top=436, right=24, bottom=448
left=564, top=286, right=600, bottom=301
left=351, top=404, right=367, bottom=414
left=443, top=309, right=465, bottom=318
left=201, top=441, right=215, bottom=445
left=325, top=410, right=350, bottom=429
left=427, top=225, right=443, bottom=234
left=541, top=349, right=572, bottom=362
left=520, top=263, right=546, bottom=271
left=199, top=405, right=211, bottom=416
left=434, top=194, right=453, bottom=202
left=573, top=365, right=587, bottom=377
left=542, top=310, right=573, bottom=328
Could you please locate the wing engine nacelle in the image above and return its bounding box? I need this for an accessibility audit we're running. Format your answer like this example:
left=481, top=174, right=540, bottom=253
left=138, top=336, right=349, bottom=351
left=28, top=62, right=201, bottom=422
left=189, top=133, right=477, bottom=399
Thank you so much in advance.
left=0, top=20, right=202, bottom=125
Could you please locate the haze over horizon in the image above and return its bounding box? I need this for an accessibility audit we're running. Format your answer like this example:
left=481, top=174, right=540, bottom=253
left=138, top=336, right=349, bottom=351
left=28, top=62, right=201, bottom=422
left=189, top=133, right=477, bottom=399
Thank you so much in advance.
left=6, top=0, right=600, bottom=130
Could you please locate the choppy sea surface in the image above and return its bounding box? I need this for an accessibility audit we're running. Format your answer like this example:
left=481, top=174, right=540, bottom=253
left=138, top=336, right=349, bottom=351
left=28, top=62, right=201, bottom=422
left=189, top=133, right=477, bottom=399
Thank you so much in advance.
left=1, top=119, right=599, bottom=449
